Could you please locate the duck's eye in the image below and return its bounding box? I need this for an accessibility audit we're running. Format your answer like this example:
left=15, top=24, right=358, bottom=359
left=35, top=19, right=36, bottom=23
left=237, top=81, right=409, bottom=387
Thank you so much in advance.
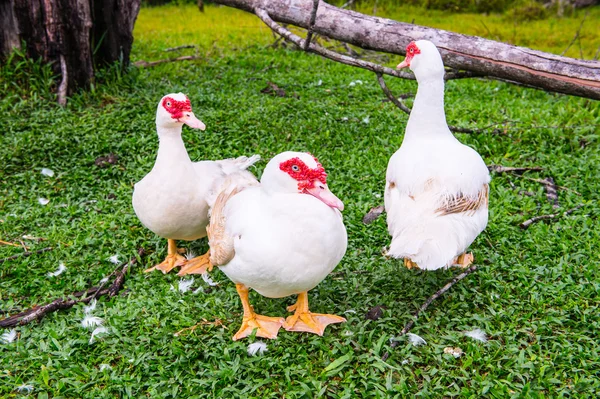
left=409, top=48, right=414, bottom=54
left=166, top=101, right=171, bottom=107
left=292, top=165, right=300, bottom=172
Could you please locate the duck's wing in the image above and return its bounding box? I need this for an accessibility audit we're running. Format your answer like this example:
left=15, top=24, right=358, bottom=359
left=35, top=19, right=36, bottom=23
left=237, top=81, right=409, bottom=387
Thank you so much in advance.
left=207, top=175, right=259, bottom=266
left=436, top=184, right=489, bottom=216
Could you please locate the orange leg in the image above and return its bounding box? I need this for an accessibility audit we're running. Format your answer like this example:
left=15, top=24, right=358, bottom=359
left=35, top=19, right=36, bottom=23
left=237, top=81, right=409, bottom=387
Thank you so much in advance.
left=177, top=250, right=213, bottom=276
left=232, top=284, right=284, bottom=341
left=403, top=258, right=419, bottom=270
left=283, top=292, right=345, bottom=336
left=453, top=252, right=474, bottom=268
left=144, top=239, right=187, bottom=274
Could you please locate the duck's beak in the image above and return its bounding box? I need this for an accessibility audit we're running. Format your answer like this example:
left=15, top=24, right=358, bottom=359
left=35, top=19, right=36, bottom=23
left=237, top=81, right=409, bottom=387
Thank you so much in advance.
left=305, top=183, right=344, bottom=211
left=179, top=112, right=206, bottom=130
left=396, top=59, right=409, bottom=69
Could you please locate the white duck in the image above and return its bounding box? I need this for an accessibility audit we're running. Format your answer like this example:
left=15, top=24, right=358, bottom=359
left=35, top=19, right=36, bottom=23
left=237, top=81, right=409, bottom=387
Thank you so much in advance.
left=132, top=93, right=259, bottom=274
left=207, top=151, right=347, bottom=340
left=384, top=40, right=490, bottom=270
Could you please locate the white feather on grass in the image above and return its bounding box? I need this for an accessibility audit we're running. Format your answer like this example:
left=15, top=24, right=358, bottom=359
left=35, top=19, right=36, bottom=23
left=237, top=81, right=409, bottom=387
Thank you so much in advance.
left=38, top=198, right=50, bottom=206
left=465, top=328, right=488, bottom=343
left=407, top=333, right=427, bottom=346
left=108, top=255, right=120, bottom=264
left=201, top=273, right=217, bottom=287
left=192, top=287, right=204, bottom=295
left=47, top=263, right=66, bottom=277
left=81, top=315, right=104, bottom=328
left=41, top=168, right=54, bottom=177
left=83, top=299, right=97, bottom=315
left=185, top=251, right=196, bottom=261
left=99, top=276, right=109, bottom=284
left=1, top=329, right=17, bottom=344
left=362, top=116, right=370, bottom=124
left=247, top=341, right=268, bottom=356
left=99, top=364, right=112, bottom=371
left=89, top=326, right=109, bottom=344
left=349, top=80, right=363, bottom=87
left=16, top=384, right=33, bottom=393
left=178, top=278, right=195, bottom=293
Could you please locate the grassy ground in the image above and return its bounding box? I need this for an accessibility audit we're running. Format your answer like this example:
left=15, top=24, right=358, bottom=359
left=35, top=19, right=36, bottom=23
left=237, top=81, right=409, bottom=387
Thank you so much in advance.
left=1, top=3, right=599, bottom=398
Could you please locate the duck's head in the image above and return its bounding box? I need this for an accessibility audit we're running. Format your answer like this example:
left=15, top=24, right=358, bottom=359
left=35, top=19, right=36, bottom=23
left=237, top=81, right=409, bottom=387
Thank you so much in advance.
left=261, top=151, right=344, bottom=211
left=397, top=40, right=445, bottom=81
left=156, top=93, right=206, bottom=131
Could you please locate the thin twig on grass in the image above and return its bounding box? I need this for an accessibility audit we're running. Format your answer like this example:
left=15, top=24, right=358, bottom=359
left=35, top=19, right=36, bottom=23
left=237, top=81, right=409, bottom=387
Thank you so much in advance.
left=174, top=318, right=226, bottom=336
left=0, top=247, right=53, bottom=264
left=542, top=177, right=560, bottom=209
left=381, top=264, right=478, bottom=361
left=560, top=11, right=589, bottom=56
left=487, top=165, right=543, bottom=174
left=520, top=175, right=581, bottom=196
left=134, top=55, right=203, bottom=68
left=0, top=239, right=23, bottom=248
left=0, top=250, right=145, bottom=328
left=164, top=45, right=197, bottom=52
left=519, top=203, right=585, bottom=230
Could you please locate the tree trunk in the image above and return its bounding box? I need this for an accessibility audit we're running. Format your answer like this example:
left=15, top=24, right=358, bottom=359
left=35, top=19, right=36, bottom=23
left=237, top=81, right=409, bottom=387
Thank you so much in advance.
left=0, top=0, right=141, bottom=98
left=92, top=0, right=141, bottom=67
left=0, top=0, right=21, bottom=56
left=215, top=0, right=600, bottom=100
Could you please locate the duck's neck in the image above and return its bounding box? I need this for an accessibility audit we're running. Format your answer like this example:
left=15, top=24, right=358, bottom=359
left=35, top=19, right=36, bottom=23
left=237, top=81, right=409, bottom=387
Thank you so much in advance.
left=155, top=126, right=191, bottom=167
left=405, top=76, right=450, bottom=140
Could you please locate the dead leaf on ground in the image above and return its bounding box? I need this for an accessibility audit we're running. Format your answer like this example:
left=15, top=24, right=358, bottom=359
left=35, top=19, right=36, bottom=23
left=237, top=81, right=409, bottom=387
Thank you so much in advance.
left=260, top=81, right=286, bottom=97
left=363, top=205, right=385, bottom=225
left=365, top=305, right=386, bottom=321
left=95, top=153, right=119, bottom=168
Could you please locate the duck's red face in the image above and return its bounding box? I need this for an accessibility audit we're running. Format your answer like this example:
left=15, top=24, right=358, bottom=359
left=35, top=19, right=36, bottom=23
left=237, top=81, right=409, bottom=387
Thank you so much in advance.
left=279, top=156, right=344, bottom=210
left=162, top=96, right=206, bottom=130
left=397, top=41, right=421, bottom=69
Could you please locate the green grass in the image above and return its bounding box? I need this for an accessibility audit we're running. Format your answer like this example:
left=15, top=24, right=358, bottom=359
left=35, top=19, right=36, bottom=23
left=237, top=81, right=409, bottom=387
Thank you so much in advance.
left=1, top=3, right=599, bottom=398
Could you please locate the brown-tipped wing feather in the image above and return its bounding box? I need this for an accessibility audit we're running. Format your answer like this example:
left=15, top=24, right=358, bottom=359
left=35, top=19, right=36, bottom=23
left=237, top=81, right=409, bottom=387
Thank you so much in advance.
left=207, top=187, right=242, bottom=267
left=436, top=184, right=489, bottom=216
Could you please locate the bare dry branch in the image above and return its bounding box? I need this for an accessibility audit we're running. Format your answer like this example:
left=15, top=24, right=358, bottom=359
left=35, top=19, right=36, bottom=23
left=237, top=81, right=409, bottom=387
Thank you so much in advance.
left=487, top=165, right=544, bottom=174
left=519, top=203, right=585, bottom=230
left=0, top=247, right=53, bottom=264
left=381, top=264, right=478, bottom=361
left=561, top=10, right=589, bottom=57
left=134, top=55, right=202, bottom=68
left=0, top=252, right=143, bottom=328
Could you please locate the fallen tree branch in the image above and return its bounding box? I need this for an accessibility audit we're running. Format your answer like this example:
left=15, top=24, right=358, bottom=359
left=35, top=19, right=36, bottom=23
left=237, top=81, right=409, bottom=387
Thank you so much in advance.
left=520, top=175, right=581, bottom=196
left=0, top=247, right=53, bottom=264
left=0, top=250, right=143, bottom=328
left=519, top=203, right=585, bottom=230
left=381, top=264, right=478, bottom=361
left=217, top=0, right=600, bottom=99
left=303, top=0, right=320, bottom=51
left=134, top=55, right=202, bottom=68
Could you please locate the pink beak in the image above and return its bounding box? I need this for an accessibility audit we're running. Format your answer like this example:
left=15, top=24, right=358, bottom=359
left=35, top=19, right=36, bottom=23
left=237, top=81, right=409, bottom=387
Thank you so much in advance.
left=305, top=182, right=344, bottom=211
left=179, top=112, right=206, bottom=131
left=397, top=59, right=409, bottom=69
